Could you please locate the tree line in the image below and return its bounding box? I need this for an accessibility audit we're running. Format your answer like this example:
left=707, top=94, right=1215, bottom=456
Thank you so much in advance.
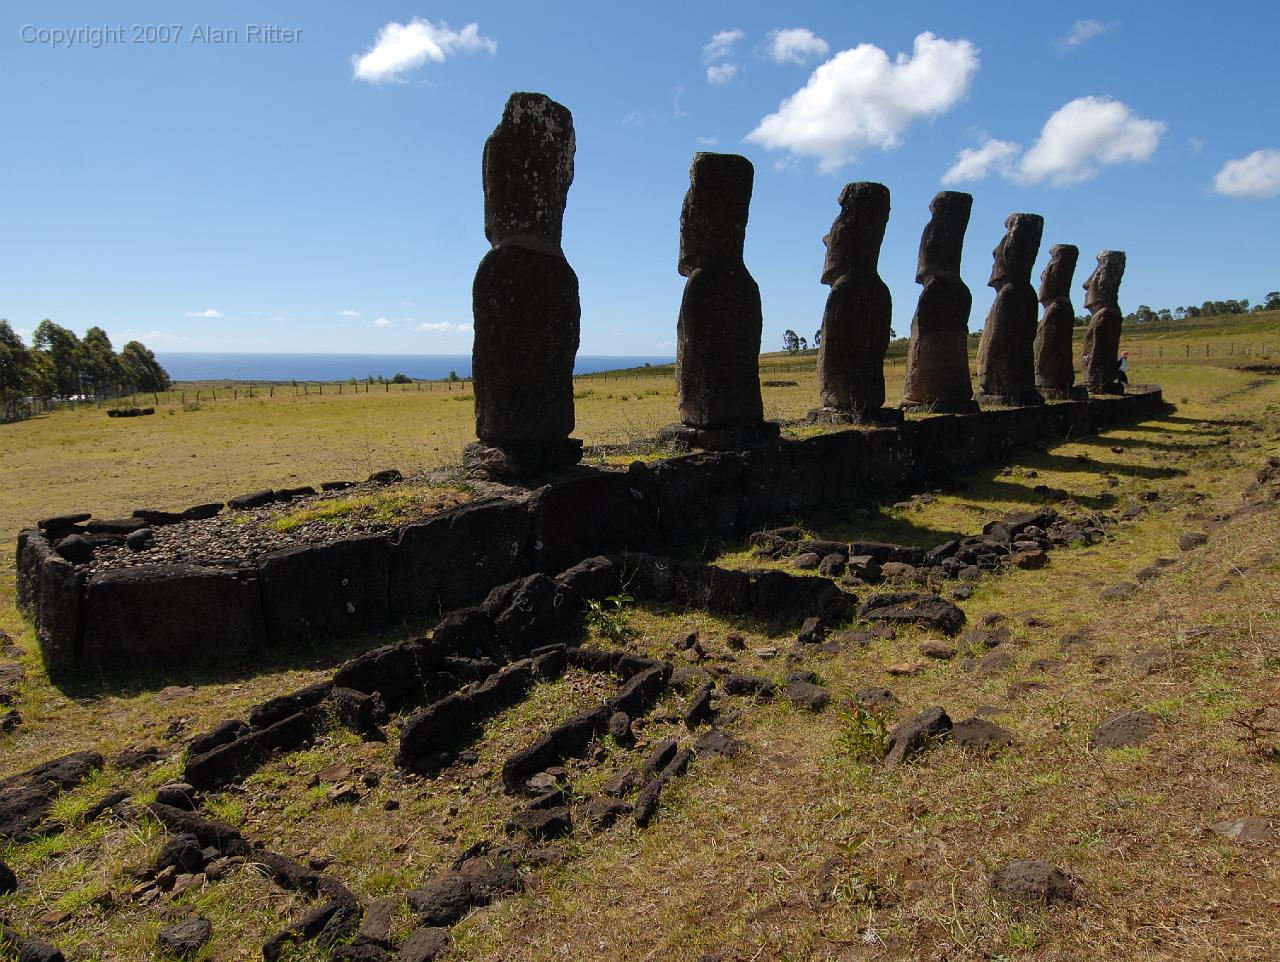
left=0, top=319, right=171, bottom=422
left=1120, top=291, right=1280, bottom=326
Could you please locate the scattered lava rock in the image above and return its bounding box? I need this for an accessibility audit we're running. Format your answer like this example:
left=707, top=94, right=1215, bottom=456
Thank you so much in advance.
left=1091, top=710, right=1158, bottom=749
left=157, top=916, right=213, bottom=957
left=990, top=860, right=1076, bottom=904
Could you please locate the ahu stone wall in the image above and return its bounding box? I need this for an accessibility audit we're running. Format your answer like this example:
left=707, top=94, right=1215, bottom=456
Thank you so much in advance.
left=17, top=388, right=1164, bottom=676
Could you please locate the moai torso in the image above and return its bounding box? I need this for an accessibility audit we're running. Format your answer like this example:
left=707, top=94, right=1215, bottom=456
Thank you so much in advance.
left=472, top=92, right=581, bottom=450
left=1033, top=244, right=1080, bottom=393
left=1081, top=251, right=1127, bottom=393
left=901, top=191, right=977, bottom=412
left=817, top=182, right=892, bottom=415
left=674, top=152, right=765, bottom=429
left=977, top=213, right=1044, bottom=405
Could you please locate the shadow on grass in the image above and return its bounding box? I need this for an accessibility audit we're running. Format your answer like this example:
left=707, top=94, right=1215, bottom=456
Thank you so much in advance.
left=45, top=609, right=536, bottom=700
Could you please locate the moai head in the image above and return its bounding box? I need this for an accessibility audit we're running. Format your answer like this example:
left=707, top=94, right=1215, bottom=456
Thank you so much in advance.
left=916, top=191, right=973, bottom=284
left=821, top=182, right=890, bottom=287
left=678, top=152, right=754, bottom=277
left=987, top=213, right=1044, bottom=290
left=1038, top=244, right=1079, bottom=305
left=1083, top=250, right=1126, bottom=313
left=482, top=92, right=576, bottom=253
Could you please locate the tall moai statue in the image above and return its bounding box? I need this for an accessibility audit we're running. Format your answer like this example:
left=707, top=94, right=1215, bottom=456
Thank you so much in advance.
left=1033, top=244, right=1086, bottom=400
left=811, top=182, right=902, bottom=425
left=976, top=213, right=1045, bottom=406
left=1080, top=251, right=1127, bottom=394
left=900, top=191, right=979, bottom=413
left=465, top=92, right=582, bottom=479
left=658, top=153, right=779, bottom=450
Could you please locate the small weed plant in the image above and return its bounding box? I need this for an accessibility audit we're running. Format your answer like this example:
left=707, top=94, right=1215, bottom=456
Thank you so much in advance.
left=585, top=593, right=634, bottom=644
left=836, top=697, right=890, bottom=763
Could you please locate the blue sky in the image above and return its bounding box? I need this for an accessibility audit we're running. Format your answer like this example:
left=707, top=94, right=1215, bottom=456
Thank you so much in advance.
left=1, top=2, right=1277, bottom=356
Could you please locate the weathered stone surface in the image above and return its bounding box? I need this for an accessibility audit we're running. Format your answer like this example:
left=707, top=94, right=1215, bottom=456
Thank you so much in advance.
left=398, top=927, right=453, bottom=962
left=147, top=803, right=249, bottom=856
left=501, top=704, right=610, bottom=792
left=977, top=213, right=1044, bottom=406
left=859, top=591, right=965, bottom=635
left=1034, top=244, right=1082, bottom=396
left=951, top=717, right=1014, bottom=752
left=990, top=860, right=1076, bottom=904
left=1081, top=251, right=1127, bottom=393
left=1209, top=816, right=1273, bottom=845
left=901, top=191, right=978, bottom=412
left=634, top=746, right=694, bottom=827
left=816, top=182, right=893, bottom=419
left=260, top=536, right=391, bottom=647
left=390, top=497, right=531, bottom=616
left=156, top=916, right=213, bottom=956
left=665, top=152, right=772, bottom=446
left=1091, top=709, right=1157, bottom=749
left=16, top=938, right=65, bottom=962
left=81, top=562, right=265, bottom=669
left=0, top=751, right=103, bottom=843
left=0, top=857, right=16, bottom=894
left=785, top=680, right=830, bottom=712
left=470, top=92, right=581, bottom=477
left=885, top=706, right=952, bottom=767
left=15, top=532, right=83, bottom=673
left=184, top=710, right=316, bottom=790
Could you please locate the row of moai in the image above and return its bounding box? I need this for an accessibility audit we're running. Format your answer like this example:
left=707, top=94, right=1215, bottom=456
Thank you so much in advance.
left=463, top=93, right=1128, bottom=480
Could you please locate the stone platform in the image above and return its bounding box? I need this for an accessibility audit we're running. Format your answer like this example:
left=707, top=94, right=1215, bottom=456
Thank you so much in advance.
left=17, top=388, right=1165, bottom=676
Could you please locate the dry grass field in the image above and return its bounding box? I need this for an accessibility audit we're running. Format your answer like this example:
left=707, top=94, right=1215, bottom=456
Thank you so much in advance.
left=0, top=317, right=1278, bottom=962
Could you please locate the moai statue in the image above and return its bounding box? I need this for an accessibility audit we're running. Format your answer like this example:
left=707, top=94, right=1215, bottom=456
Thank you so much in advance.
left=465, top=92, right=582, bottom=479
left=976, top=213, right=1045, bottom=406
left=810, top=182, right=902, bottom=425
left=900, top=191, right=978, bottom=413
left=1033, top=244, right=1087, bottom=400
left=658, top=153, right=779, bottom=450
left=1080, top=251, right=1127, bottom=394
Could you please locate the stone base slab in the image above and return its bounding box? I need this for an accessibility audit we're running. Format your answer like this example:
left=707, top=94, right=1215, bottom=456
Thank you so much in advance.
left=808, top=407, right=905, bottom=427
left=898, top=398, right=980, bottom=415
left=1037, top=385, right=1089, bottom=402
left=975, top=391, right=1046, bottom=408
left=656, top=420, right=781, bottom=451
left=463, top=438, right=583, bottom=481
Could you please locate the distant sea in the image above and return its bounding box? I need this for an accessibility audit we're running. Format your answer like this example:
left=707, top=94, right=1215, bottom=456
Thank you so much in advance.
left=155, top=353, right=674, bottom=382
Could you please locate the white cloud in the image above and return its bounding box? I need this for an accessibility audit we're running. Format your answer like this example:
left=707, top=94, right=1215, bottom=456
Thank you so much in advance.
left=703, top=28, right=742, bottom=86
left=1188, top=137, right=1204, bottom=153
left=1018, top=96, right=1164, bottom=185
left=703, top=29, right=743, bottom=63
left=352, top=18, right=496, bottom=83
left=942, top=137, right=1020, bottom=185
left=1213, top=149, right=1280, bottom=198
left=746, top=32, right=980, bottom=172
left=706, top=63, right=738, bottom=85
left=697, top=136, right=719, bottom=146
left=185, top=308, right=222, bottom=318
left=339, top=308, right=360, bottom=316
left=766, top=28, right=829, bottom=64
left=673, top=85, right=687, bottom=117
left=417, top=321, right=472, bottom=333
left=1054, top=19, right=1119, bottom=51
left=372, top=317, right=394, bottom=329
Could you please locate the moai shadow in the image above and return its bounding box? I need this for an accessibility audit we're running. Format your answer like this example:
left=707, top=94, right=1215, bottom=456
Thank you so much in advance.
left=1080, top=251, right=1127, bottom=395
left=976, top=213, right=1045, bottom=407
left=809, top=182, right=902, bottom=426
left=658, top=153, right=779, bottom=451
left=465, top=92, right=583, bottom=480
left=1033, top=244, right=1087, bottom=400
left=900, top=191, right=979, bottom=413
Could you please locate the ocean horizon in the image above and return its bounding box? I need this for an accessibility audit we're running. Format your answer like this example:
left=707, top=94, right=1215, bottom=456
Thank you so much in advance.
left=155, top=352, right=675, bottom=382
